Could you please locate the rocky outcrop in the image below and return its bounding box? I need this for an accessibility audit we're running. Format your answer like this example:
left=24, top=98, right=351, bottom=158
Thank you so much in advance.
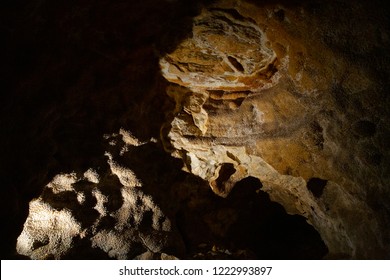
left=16, top=127, right=328, bottom=260
left=160, top=1, right=390, bottom=259
left=159, top=8, right=278, bottom=92
left=16, top=131, right=184, bottom=259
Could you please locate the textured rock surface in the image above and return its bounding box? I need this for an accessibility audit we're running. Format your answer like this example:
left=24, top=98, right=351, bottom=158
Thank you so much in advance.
left=16, top=131, right=184, bottom=259
left=160, top=1, right=390, bottom=259
left=160, top=9, right=278, bottom=91
left=16, top=129, right=327, bottom=260
left=2, top=0, right=390, bottom=260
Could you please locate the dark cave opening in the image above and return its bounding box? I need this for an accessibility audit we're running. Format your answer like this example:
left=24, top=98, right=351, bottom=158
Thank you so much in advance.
left=176, top=176, right=328, bottom=259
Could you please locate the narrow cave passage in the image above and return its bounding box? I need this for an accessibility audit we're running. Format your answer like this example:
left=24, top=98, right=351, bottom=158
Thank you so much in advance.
left=176, top=176, right=328, bottom=259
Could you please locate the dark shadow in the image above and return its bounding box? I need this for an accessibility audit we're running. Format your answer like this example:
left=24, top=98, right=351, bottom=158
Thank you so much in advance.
left=307, top=178, right=327, bottom=198
left=175, top=176, right=328, bottom=259
left=0, top=0, right=211, bottom=259
left=225, top=177, right=328, bottom=259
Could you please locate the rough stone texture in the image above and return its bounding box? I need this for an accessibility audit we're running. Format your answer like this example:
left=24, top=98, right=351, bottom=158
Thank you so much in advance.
left=160, top=1, right=390, bottom=259
left=15, top=128, right=327, bottom=260
left=159, top=8, right=278, bottom=91
left=2, top=0, right=390, bottom=260
left=16, top=131, right=184, bottom=259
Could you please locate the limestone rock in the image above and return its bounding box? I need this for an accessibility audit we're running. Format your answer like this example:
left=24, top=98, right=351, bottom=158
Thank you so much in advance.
left=16, top=199, right=82, bottom=259
left=16, top=130, right=184, bottom=259
left=160, top=8, right=278, bottom=91
left=160, top=2, right=390, bottom=259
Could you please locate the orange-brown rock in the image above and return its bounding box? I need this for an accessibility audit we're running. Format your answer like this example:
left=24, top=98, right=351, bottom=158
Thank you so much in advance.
left=160, top=9, right=278, bottom=91
left=160, top=1, right=390, bottom=259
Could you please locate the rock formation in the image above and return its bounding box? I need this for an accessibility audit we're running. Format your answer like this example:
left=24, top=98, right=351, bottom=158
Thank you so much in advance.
left=2, top=0, right=390, bottom=260
left=160, top=1, right=390, bottom=258
left=16, top=131, right=184, bottom=259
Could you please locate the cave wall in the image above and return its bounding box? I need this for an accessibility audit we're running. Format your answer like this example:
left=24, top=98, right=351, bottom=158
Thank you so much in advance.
left=159, top=0, right=390, bottom=258
left=1, top=0, right=389, bottom=259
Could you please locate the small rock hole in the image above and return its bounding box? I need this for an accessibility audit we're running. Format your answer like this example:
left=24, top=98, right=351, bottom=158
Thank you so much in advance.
left=227, top=56, right=245, bottom=72
left=307, top=178, right=328, bottom=198
left=214, top=163, right=236, bottom=192
left=32, top=239, right=49, bottom=250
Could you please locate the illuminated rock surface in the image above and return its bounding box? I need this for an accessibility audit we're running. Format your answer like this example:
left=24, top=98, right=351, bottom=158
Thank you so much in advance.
left=160, top=2, right=390, bottom=258
left=2, top=0, right=389, bottom=259
left=16, top=132, right=184, bottom=259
